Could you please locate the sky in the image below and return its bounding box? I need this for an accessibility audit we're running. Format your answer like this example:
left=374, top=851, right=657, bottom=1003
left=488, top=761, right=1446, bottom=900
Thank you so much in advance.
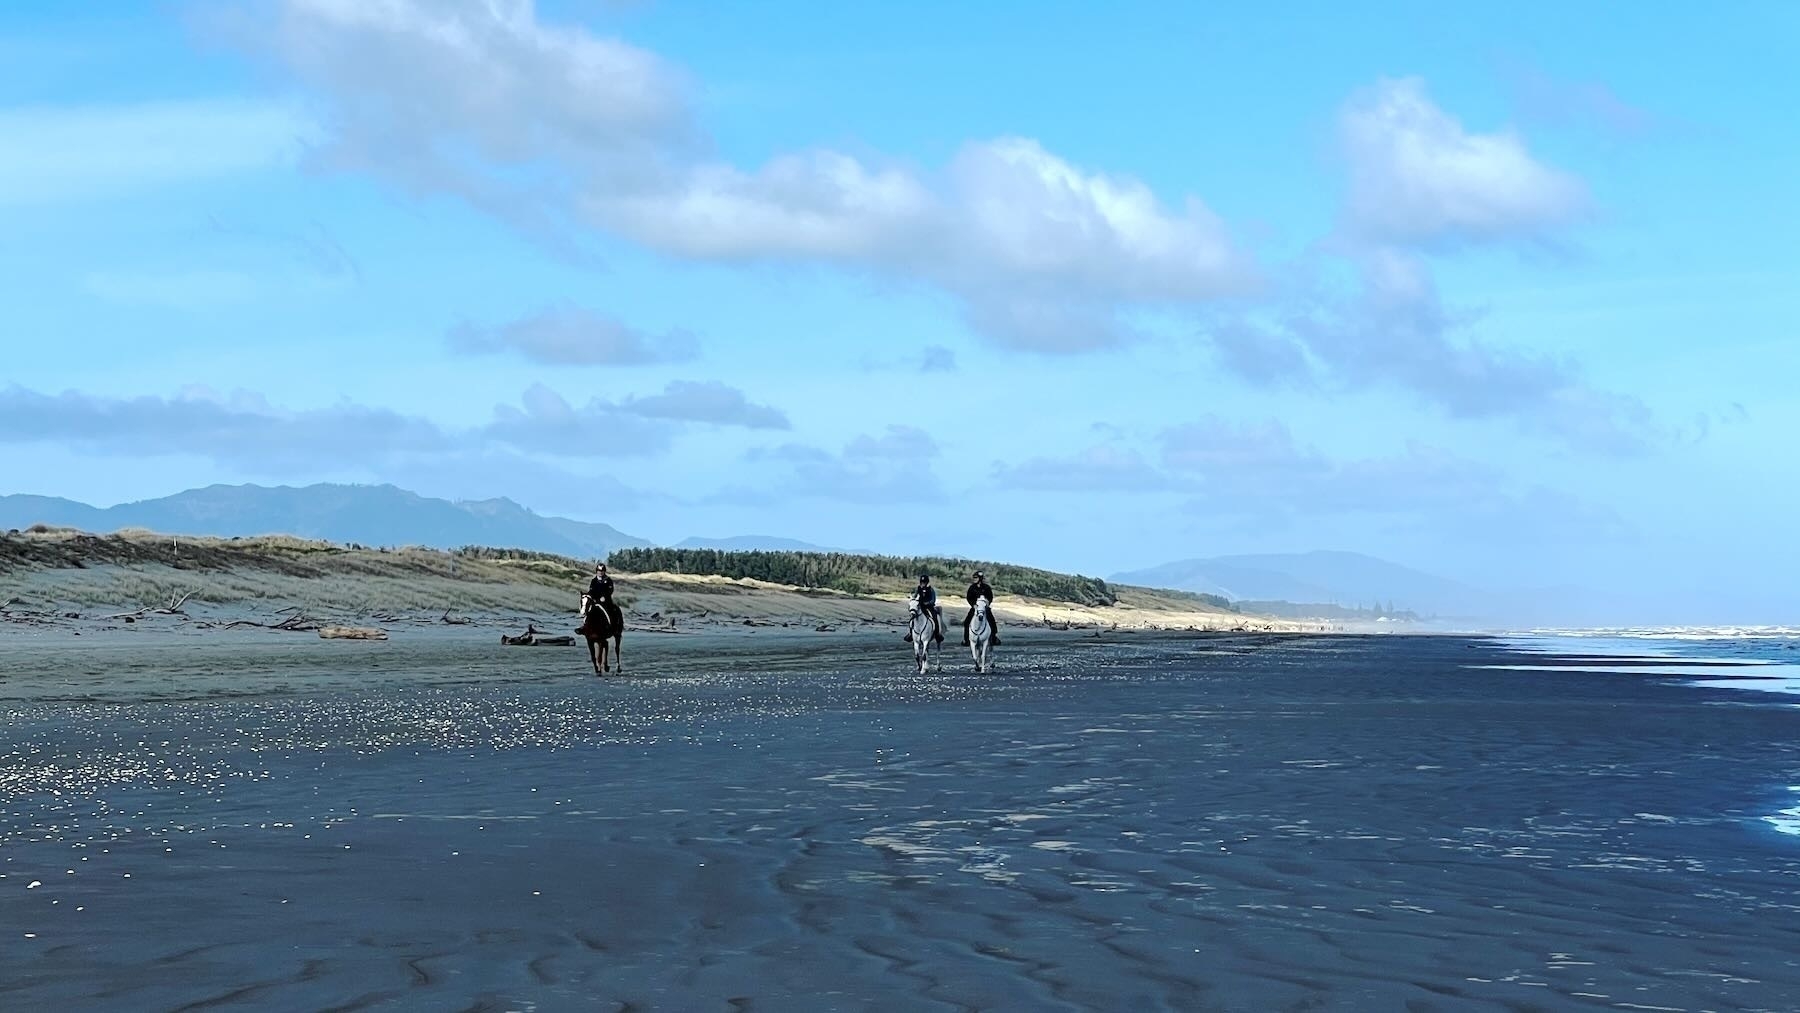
left=2, top=1, right=1796, bottom=623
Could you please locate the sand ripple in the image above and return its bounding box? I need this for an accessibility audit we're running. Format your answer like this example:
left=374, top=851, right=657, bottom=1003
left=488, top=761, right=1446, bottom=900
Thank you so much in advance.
left=2, top=632, right=1798, bottom=1009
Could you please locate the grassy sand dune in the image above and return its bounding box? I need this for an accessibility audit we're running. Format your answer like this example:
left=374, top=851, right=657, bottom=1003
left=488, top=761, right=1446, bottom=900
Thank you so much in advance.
left=0, top=527, right=1314, bottom=633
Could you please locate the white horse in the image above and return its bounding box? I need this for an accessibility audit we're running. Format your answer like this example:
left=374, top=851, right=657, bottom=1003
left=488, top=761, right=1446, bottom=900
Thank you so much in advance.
left=908, top=596, right=939, bottom=674
left=969, top=596, right=995, bottom=673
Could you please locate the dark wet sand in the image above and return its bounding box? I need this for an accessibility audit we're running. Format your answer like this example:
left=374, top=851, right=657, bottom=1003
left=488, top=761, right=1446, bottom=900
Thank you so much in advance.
left=3, top=629, right=1799, bottom=1011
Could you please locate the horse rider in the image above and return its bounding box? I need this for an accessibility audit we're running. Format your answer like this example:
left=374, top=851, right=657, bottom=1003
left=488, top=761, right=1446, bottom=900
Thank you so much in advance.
left=579, top=561, right=623, bottom=634
left=962, top=569, right=1000, bottom=646
left=903, top=573, right=945, bottom=643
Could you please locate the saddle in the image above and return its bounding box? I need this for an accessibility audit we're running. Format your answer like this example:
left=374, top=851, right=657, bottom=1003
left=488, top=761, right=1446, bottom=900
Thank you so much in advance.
left=579, top=602, right=619, bottom=637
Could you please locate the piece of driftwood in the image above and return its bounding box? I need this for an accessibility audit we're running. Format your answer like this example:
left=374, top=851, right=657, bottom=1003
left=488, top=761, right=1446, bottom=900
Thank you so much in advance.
left=319, top=625, right=387, bottom=640
left=107, top=589, right=197, bottom=620
left=501, top=624, right=574, bottom=647
left=225, top=611, right=320, bottom=632
left=440, top=609, right=471, bottom=625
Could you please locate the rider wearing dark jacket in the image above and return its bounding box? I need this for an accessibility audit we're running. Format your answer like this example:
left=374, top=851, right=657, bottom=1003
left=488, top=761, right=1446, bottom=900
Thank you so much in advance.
left=962, top=570, right=1000, bottom=645
left=903, top=573, right=945, bottom=643
left=579, top=562, right=623, bottom=634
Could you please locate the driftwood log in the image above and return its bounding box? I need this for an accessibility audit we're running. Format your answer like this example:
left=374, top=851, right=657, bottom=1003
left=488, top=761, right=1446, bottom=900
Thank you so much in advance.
left=501, top=624, right=574, bottom=647
left=107, top=590, right=197, bottom=620
left=319, top=625, right=387, bottom=640
left=225, top=610, right=321, bottom=632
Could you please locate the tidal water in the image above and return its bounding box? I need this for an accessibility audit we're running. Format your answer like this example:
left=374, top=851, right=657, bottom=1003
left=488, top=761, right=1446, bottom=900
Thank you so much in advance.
left=2, top=630, right=1798, bottom=1010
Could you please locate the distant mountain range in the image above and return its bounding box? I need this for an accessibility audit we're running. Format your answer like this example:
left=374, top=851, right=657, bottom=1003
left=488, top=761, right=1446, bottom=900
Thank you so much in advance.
left=1112, top=550, right=1492, bottom=618
left=0, top=484, right=651, bottom=559
left=0, top=484, right=848, bottom=560
left=3, top=486, right=1505, bottom=618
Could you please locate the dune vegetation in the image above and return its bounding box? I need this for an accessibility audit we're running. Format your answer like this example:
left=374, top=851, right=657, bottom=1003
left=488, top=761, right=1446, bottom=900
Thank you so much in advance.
left=1, top=526, right=1295, bottom=632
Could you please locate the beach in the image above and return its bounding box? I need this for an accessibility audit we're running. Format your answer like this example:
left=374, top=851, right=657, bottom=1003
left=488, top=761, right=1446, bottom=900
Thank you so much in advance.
left=3, top=623, right=1798, bottom=1010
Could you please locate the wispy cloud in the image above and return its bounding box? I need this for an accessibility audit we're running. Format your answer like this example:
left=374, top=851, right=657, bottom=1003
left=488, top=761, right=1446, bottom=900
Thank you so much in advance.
left=448, top=306, right=699, bottom=366
left=917, top=344, right=957, bottom=373
left=0, top=380, right=791, bottom=470
left=621, top=381, right=789, bottom=430
left=993, top=445, right=1175, bottom=492
left=1503, top=63, right=1657, bottom=137
left=0, top=385, right=448, bottom=469
left=480, top=383, right=677, bottom=457
left=1158, top=416, right=1626, bottom=539
left=750, top=425, right=943, bottom=503
left=1202, top=250, right=1658, bottom=451
left=983, top=413, right=1626, bottom=542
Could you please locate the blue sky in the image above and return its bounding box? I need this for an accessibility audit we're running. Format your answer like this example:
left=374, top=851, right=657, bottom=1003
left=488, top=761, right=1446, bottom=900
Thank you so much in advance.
left=2, top=1, right=1796, bottom=622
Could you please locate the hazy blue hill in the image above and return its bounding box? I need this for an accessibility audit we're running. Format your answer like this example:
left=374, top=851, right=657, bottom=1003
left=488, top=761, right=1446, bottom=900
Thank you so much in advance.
left=1113, top=550, right=1490, bottom=617
left=0, top=484, right=648, bottom=558
left=0, top=495, right=106, bottom=532
left=536, top=514, right=652, bottom=560
left=674, top=535, right=840, bottom=552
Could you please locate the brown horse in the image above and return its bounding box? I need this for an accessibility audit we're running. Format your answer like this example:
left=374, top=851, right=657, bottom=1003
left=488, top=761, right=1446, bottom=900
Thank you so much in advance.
left=578, top=603, right=624, bottom=675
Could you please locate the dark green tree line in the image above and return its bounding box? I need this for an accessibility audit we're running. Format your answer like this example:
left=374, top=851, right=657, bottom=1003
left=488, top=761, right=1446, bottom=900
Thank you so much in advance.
left=606, top=548, right=1119, bottom=607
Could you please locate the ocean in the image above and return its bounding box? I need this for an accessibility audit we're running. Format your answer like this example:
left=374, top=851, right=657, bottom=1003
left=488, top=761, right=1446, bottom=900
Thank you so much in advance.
left=2, top=628, right=1798, bottom=1010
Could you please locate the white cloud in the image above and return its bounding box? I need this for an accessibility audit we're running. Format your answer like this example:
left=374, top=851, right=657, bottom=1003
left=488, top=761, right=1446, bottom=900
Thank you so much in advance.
left=0, top=98, right=309, bottom=206
left=1192, top=79, right=1651, bottom=451
left=249, top=0, right=1256, bottom=353
left=1339, top=77, right=1588, bottom=245
left=588, top=150, right=936, bottom=261
left=269, top=0, right=690, bottom=166
left=944, top=138, right=1244, bottom=303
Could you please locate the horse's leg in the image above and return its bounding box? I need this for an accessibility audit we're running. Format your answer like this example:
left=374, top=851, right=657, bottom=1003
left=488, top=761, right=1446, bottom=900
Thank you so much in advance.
left=612, top=633, right=622, bottom=673
left=587, top=637, right=600, bottom=675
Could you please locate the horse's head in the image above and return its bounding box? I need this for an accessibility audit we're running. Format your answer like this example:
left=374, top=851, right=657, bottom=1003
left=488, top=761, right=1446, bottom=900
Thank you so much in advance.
left=908, top=595, right=920, bottom=615
left=975, top=597, right=989, bottom=617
